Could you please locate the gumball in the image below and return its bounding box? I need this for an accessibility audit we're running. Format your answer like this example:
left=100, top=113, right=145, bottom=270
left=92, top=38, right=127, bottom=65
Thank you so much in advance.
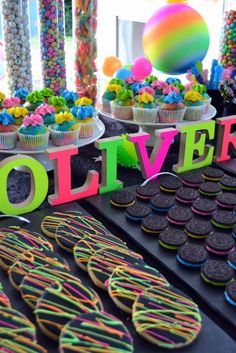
left=131, top=57, right=152, bottom=80
left=103, top=56, right=122, bottom=77
left=142, top=3, right=210, bottom=75
left=114, top=68, right=132, bottom=80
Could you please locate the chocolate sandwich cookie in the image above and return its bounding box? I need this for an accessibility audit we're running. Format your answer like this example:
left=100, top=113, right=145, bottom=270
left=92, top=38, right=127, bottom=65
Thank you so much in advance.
left=199, top=182, right=222, bottom=197
left=136, top=180, right=159, bottom=201
left=212, top=210, right=236, bottom=229
left=0, top=283, right=11, bottom=308
left=182, top=171, right=204, bottom=188
left=225, top=280, right=236, bottom=306
left=177, top=243, right=208, bottom=268
left=160, top=175, right=182, bottom=193
left=8, top=248, right=70, bottom=290
left=185, top=218, right=212, bottom=239
left=201, top=260, right=234, bottom=286
left=167, top=207, right=192, bottom=226
left=0, top=306, right=36, bottom=341
left=88, top=246, right=144, bottom=290
left=59, top=311, right=134, bottom=353
left=141, top=215, right=168, bottom=234
left=125, top=202, right=151, bottom=222
left=150, top=193, right=175, bottom=212
left=73, top=233, right=127, bottom=271
left=110, top=190, right=135, bottom=207
left=0, top=229, right=53, bottom=270
left=41, top=210, right=82, bottom=238
left=35, top=279, right=103, bottom=340
left=20, top=265, right=81, bottom=309
left=202, top=167, right=224, bottom=181
left=108, top=264, right=169, bottom=313
left=191, top=198, right=217, bottom=216
left=132, top=286, right=202, bottom=349
left=0, top=338, right=47, bottom=353
left=216, top=192, right=236, bottom=209
left=228, top=250, right=236, bottom=270
left=55, top=215, right=109, bottom=252
left=220, top=175, right=236, bottom=191
left=206, top=233, right=235, bottom=256
left=159, top=228, right=188, bottom=250
left=175, top=187, right=200, bottom=204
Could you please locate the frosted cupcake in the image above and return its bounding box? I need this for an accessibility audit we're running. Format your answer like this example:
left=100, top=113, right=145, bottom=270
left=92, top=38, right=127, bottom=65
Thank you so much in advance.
left=0, top=111, right=17, bottom=149
left=2, top=97, right=21, bottom=109
left=25, top=91, right=44, bottom=112
left=13, top=88, right=29, bottom=105
left=18, top=114, right=49, bottom=151
left=61, top=90, right=78, bottom=108
left=192, top=84, right=211, bottom=113
left=102, top=83, right=122, bottom=113
left=158, top=92, right=186, bottom=123
left=0, top=92, right=6, bottom=112
left=7, top=107, right=28, bottom=126
left=39, top=88, right=54, bottom=103
left=49, top=111, right=80, bottom=146
left=35, top=104, right=56, bottom=125
left=48, top=96, right=69, bottom=113
left=71, top=105, right=95, bottom=138
left=132, top=92, right=158, bottom=123
left=112, top=89, right=134, bottom=120
left=184, top=91, right=205, bottom=121
left=151, top=80, right=168, bottom=99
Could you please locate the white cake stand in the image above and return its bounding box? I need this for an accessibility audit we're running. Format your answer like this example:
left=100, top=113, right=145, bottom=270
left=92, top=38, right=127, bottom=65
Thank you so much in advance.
left=0, top=118, right=105, bottom=172
left=99, top=105, right=217, bottom=146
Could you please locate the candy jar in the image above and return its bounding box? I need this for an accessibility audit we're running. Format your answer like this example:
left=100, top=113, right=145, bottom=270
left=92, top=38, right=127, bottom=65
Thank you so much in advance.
left=219, top=2, right=236, bottom=68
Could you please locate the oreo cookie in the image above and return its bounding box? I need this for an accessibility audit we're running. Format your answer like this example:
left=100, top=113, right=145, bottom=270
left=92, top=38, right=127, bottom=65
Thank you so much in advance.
left=177, top=243, right=208, bottom=268
left=126, top=202, right=151, bottom=222
left=206, top=233, right=235, bottom=256
left=212, top=210, right=236, bottom=229
left=110, top=190, right=135, bottom=208
left=225, top=280, right=236, bottom=306
left=167, top=207, right=192, bottom=226
left=216, top=193, right=236, bottom=209
left=150, top=194, right=175, bottom=212
left=136, top=180, right=159, bottom=200
left=175, top=187, right=200, bottom=204
left=185, top=218, right=212, bottom=239
left=160, top=175, right=182, bottom=193
left=191, top=198, right=217, bottom=216
left=202, top=167, right=224, bottom=182
left=141, top=215, right=168, bottom=235
left=220, top=175, right=236, bottom=191
left=159, top=229, right=188, bottom=250
left=228, top=250, right=236, bottom=270
left=199, top=182, right=222, bottom=197
left=201, top=260, right=234, bottom=286
left=182, top=171, right=204, bottom=188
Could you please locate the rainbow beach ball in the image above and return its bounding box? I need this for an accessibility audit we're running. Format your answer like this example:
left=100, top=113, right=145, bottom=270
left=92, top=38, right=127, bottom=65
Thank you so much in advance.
left=142, top=3, right=210, bottom=75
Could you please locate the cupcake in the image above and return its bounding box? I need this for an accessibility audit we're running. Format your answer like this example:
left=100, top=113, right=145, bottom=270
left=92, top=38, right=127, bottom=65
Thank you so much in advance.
left=39, top=88, right=54, bottom=103
left=13, top=88, right=29, bottom=105
left=112, top=88, right=134, bottom=120
left=102, top=83, right=122, bottom=113
left=71, top=105, right=95, bottom=138
left=0, top=111, right=17, bottom=149
left=48, top=96, right=69, bottom=113
left=2, top=97, right=21, bottom=109
left=184, top=90, right=205, bottom=121
left=25, top=91, right=44, bottom=112
left=124, top=76, right=140, bottom=90
left=192, top=84, right=211, bottom=113
left=18, top=114, right=49, bottom=151
left=132, top=92, right=158, bottom=123
left=7, top=106, right=28, bottom=126
left=151, top=80, right=168, bottom=99
left=0, top=91, right=6, bottom=112
left=35, top=104, right=56, bottom=125
left=158, top=92, right=186, bottom=123
left=49, top=111, right=80, bottom=146
left=61, top=90, right=78, bottom=108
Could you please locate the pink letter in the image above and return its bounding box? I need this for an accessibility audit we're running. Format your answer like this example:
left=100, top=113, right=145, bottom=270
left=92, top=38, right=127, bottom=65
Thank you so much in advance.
left=214, top=116, right=236, bottom=163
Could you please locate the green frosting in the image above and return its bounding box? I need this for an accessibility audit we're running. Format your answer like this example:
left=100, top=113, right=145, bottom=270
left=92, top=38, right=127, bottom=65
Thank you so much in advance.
left=109, top=78, right=124, bottom=86
left=172, top=82, right=185, bottom=92
left=40, top=88, right=54, bottom=98
left=145, top=74, right=158, bottom=83
left=48, top=96, right=66, bottom=106
left=19, top=125, right=47, bottom=135
left=192, top=84, right=207, bottom=94
left=102, top=91, right=117, bottom=101
left=114, top=89, right=133, bottom=106
left=26, top=91, right=44, bottom=103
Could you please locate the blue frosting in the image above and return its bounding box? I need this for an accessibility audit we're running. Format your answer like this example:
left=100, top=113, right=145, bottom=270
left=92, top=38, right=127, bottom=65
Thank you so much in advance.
left=74, top=105, right=95, bottom=120
left=131, top=82, right=149, bottom=94
left=166, top=77, right=181, bottom=85
left=13, top=88, right=29, bottom=100
left=176, top=254, right=206, bottom=268
left=164, top=92, right=183, bottom=104
left=70, top=106, right=79, bottom=117
left=0, top=111, right=15, bottom=125
left=61, top=90, right=78, bottom=102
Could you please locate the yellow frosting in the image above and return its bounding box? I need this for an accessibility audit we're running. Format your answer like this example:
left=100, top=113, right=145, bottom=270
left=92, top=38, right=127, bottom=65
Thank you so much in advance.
left=75, top=97, right=93, bottom=106
left=137, top=93, right=154, bottom=104
left=7, top=107, right=28, bottom=117
left=184, top=90, right=203, bottom=102
left=0, top=92, right=6, bottom=101
left=55, top=111, right=74, bottom=124
left=106, top=84, right=122, bottom=94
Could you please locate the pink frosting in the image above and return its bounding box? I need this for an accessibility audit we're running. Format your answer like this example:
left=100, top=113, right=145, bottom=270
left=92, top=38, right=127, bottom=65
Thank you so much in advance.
left=151, top=80, right=168, bottom=90
left=162, top=86, right=180, bottom=95
left=2, top=97, right=21, bottom=108
left=184, top=82, right=194, bottom=92
left=23, top=114, right=44, bottom=127
left=35, top=104, right=55, bottom=116
left=138, top=86, right=155, bottom=95
left=125, top=76, right=140, bottom=84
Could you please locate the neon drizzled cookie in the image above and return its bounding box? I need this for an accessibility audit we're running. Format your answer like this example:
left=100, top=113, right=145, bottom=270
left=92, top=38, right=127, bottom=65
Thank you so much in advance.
left=55, top=215, right=109, bottom=252
left=41, top=210, right=82, bottom=238
left=0, top=306, right=36, bottom=341
left=0, top=283, right=11, bottom=308
left=35, top=279, right=103, bottom=340
left=20, top=265, right=81, bottom=309
left=132, top=286, right=202, bottom=349
left=0, top=229, right=53, bottom=270
left=0, top=337, right=47, bottom=353
left=8, top=248, right=70, bottom=290
left=59, top=311, right=134, bottom=353
left=88, top=246, right=145, bottom=290
left=108, top=264, right=169, bottom=313
left=73, top=233, right=127, bottom=271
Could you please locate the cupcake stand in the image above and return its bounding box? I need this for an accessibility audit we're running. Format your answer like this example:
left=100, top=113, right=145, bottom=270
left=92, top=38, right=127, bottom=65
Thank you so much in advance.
left=99, top=105, right=217, bottom=146
left=0, top=118, right=105, bottom=172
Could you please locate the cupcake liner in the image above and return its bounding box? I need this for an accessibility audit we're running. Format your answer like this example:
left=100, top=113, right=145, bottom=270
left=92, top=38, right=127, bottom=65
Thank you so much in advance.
left=18, top=132, right=50, bottom=151
left=0, top=131, right=17, bottom=149
left=158, top=107, right=186, bottom=123
left=49, top=127, right=80, bottom=147
left=112, top=104, right=133, bottom=120
left=184, top=105, right=205, bottom=121
left=132, top=107, right=158, bottom=123
left=79, top=120, right=95, bottom=139
left=102, top=98, right=112, bottom=113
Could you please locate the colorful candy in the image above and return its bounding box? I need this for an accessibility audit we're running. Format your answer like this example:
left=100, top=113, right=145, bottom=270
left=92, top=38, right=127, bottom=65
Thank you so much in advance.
left=220, top=10, right=236, bottom=68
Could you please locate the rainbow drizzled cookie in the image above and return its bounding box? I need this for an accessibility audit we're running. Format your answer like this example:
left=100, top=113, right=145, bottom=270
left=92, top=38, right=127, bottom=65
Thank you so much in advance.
left=108, top=264, right=169, bottom=313
left=55, top=215, right=109, bottom=252
left=88, top=247, right=145, bottom=290
left=132, top=286, right=202, bottom=349
left=8, top=248, right=70, bottom=290
left=73, top=233, right=127, bottom=271
left=59, top=311, right=134, bottom=353
left=0, top=283, right=11, bottom=308
left=41, top=210, right=82, bottom=238
left=35, top=279, right=103, bottom=340
left=0, top=337, right=47, bottom=353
